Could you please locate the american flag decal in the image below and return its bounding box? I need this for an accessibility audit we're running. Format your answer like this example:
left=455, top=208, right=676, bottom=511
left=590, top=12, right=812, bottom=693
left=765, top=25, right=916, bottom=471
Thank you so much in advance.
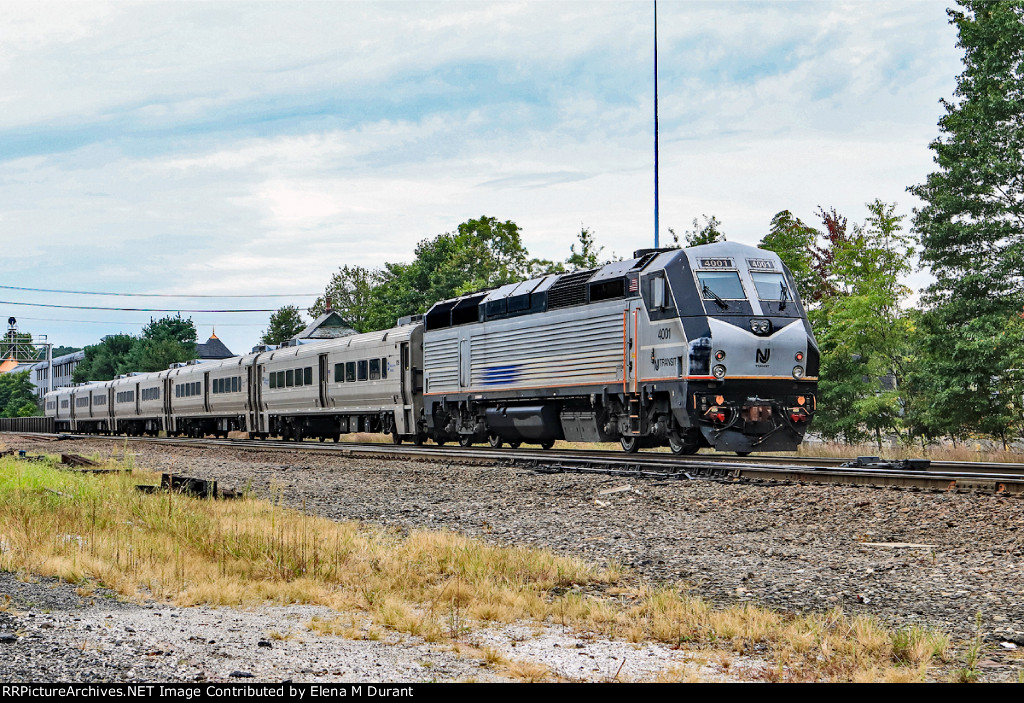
left=629, top=277, right=639, bottom=292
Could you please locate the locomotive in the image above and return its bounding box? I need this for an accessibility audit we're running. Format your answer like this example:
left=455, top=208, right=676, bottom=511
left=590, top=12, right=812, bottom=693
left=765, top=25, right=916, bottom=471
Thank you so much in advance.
left=46, top=242, right=818, bottom=454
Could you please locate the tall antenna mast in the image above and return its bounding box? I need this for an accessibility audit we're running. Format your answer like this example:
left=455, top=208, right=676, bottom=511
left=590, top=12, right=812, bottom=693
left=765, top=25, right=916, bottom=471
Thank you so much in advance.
left=653, top=0, right=660, bottom=249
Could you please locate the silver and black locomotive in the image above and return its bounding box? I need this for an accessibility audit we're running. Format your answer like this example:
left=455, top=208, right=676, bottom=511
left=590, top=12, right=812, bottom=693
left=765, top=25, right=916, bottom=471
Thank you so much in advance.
left=421, top=241, right=817, bottom=454
left=46, top=241, right=817, bottom=454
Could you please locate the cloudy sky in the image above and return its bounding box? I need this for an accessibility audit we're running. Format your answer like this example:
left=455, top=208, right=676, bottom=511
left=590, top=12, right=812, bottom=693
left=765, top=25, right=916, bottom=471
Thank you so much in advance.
left=1, top=0, right=963, bottom=355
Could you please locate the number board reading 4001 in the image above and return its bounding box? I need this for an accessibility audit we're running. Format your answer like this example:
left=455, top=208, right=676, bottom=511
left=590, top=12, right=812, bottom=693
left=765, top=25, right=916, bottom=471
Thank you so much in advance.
left=698, top=258, right=734, bottom=268
left=746, top=258, right=777, bottom=270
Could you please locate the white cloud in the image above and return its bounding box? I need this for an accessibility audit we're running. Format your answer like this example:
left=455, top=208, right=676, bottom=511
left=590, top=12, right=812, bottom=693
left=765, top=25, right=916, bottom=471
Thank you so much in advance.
left=0, top=1, right=964, bottom=353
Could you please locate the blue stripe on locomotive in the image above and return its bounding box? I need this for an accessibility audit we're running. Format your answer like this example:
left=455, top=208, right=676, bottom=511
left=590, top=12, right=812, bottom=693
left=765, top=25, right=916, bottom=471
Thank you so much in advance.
left=482, top=364, right=522, bottom=385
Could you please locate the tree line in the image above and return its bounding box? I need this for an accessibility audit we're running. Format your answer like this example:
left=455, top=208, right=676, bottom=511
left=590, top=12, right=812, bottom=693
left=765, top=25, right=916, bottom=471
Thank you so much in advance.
left=71, top=316, right=198, bottom=384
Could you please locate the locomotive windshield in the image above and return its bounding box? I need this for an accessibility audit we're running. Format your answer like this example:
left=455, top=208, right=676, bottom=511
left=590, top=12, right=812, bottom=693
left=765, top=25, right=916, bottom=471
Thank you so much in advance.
left=750, top=271, right=788, bottom=300
left=696, top=271, right=746, bottom=300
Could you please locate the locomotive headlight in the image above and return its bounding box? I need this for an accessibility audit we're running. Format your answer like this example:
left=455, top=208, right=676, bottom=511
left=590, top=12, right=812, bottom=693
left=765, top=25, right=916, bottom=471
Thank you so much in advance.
left=795, top=351, right=804, bottom=362
left=715, top=350, right=726, bottom=361
left=750, top=319, right=771, bottom=336
left=712, top=364, right=727, bottom=379
left=793, top=365, right=805, bottom=379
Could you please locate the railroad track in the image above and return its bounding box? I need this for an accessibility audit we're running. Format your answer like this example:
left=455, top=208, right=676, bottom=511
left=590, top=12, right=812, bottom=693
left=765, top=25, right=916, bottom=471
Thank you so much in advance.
left=7, top=432, right=1024, bottom=495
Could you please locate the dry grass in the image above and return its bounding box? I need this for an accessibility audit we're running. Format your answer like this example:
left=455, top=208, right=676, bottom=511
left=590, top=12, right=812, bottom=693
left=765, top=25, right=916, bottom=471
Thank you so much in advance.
left=505, top=659, right=551, bottom=683
left=797, top=441, right=1022, bottom=464
left=436, top=436, right=1022, bottom=464
left=0, top=454, right=957, bottom=682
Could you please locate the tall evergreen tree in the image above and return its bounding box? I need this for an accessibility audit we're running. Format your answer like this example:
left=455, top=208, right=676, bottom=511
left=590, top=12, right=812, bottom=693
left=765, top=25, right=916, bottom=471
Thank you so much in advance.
left=908, top=0, right=1024, bottom=446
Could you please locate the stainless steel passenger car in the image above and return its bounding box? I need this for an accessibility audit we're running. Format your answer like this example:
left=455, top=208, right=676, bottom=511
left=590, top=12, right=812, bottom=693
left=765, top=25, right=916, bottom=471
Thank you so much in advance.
left=256, top=323, right=423, bottom=442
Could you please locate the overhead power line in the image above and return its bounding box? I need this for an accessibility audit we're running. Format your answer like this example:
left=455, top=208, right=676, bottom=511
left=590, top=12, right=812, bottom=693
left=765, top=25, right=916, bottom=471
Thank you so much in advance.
left=0, top=285, right=319, bottom=298
left=0, top=300, right=286, bottom=313
left=15, top=316, right=266, bottom=327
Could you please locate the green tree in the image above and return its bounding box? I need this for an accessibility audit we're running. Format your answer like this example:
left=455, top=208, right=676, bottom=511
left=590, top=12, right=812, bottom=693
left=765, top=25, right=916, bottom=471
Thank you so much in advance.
left=260, top=305, right=308, bottom=345
left=313, top=218, right=616, bottom=333
left=758, top=210, right=820, bottom=304
left=49, top=346, right=80, bottom=358
left=809, top=201, right=918, bottom=446
left=119, top=315, right=198, bottom=374
left=423, top=216, right=532, bottom=298
left=308, top=267, right=380, bottom=333
left=73, top=334, right=136, bottom=382
left=565, top=226, right=605, bottom=270
left=358, top=216, right=534, bottom=331
left=908, top=0, right=1024, bottom=447
left=681, top=214, right=725, bottom=246
left=0, top=370, right=39, bottom=417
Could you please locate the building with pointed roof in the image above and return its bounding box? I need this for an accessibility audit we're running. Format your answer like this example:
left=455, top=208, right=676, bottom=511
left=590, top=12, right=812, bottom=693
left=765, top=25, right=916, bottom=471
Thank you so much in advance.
left=290, top=309, right=358, bottom=342
left=196, top=330, right=234, bottom=360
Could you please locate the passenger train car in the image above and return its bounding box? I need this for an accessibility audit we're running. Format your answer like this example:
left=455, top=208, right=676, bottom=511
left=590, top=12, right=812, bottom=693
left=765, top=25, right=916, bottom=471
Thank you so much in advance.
left=46, top=242, right=817, bottom=454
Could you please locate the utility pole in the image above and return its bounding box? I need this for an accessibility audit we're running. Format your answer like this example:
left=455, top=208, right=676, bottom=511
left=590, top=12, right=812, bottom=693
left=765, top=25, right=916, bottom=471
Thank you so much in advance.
left=653, top=0, right=660, bottom=249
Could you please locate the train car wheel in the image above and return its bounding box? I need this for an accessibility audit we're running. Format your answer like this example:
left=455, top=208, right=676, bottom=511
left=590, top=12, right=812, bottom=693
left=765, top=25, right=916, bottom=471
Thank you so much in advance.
left=668, top=435, right=700, bottom=455
left=413, top=434, right=424, bottom=446
left=540, top=440, right=555, bottom=450
left=488, top=433, right=503, bottom=449
left=620, top=436, right=640, bottom=453
left=508, top=441, right=521, bottom=449
left=434, top=439, right=445, bottom=446
left=392, top=433, right=402, bottom=445
left=735, top=451, right=751, bottom=457
left=459, top=436, right=473, bottom=448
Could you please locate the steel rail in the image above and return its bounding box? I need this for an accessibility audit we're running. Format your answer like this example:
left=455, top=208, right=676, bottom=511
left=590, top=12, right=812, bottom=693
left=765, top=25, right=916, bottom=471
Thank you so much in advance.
left=15, top=432, right=1023, bottom=496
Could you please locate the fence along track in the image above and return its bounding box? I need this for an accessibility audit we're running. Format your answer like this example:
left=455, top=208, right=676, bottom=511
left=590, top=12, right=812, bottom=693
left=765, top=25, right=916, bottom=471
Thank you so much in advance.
left=0, top=417, right=54, bottom=434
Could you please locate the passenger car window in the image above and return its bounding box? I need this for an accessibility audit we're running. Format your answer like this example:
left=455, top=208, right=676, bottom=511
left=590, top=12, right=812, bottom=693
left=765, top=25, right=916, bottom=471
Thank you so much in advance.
left=286, top=370, right=294, bottom=387
left=369, top=359, right=380, bottom=380
left=304, top=367, right=313, bottom=385
left=335, top=363, right=344, bottom=382
left=346, top=362, right=356, bottom=382
left=357, top=360, right=368, bottom=381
